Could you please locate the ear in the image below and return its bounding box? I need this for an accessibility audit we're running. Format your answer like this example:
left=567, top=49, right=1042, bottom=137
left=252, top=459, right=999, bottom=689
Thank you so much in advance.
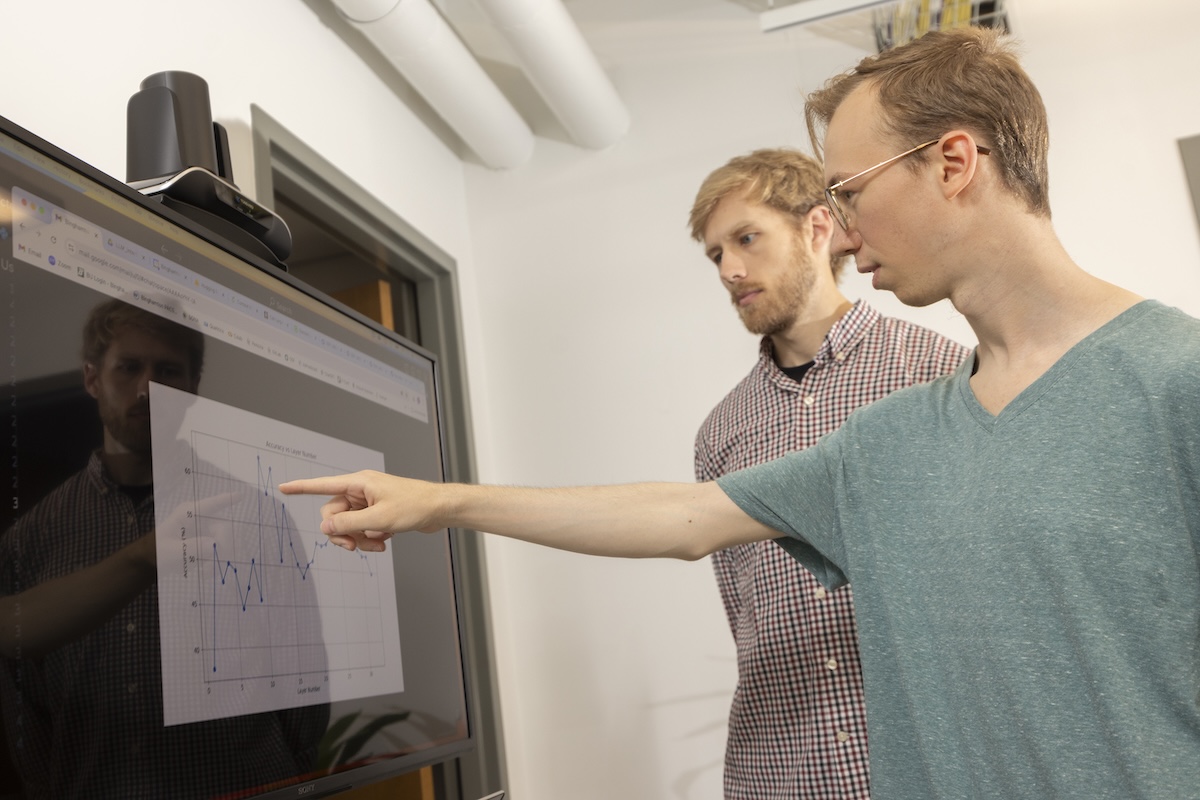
left=804, top=203, right=836, bottom=255
left=935, top=130, right=984, bottom=201
left=83, top=362, right=100, bottom=400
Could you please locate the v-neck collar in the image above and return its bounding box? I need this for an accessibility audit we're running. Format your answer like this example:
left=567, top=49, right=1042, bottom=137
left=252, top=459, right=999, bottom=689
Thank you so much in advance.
left=957, top=299, right=1160, bottom=431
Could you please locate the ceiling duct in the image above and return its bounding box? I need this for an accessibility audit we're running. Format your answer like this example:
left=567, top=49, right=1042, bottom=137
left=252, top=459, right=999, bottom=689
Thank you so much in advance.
left=473, top=0, right=631, bottom=150
left=332, top=0, right=535, bottom=169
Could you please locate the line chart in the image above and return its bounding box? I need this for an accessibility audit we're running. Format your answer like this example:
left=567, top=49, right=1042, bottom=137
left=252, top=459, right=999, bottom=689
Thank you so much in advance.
left=152, top=384, right=403, bottom=726
left=194, top=437, right=385, bottom=680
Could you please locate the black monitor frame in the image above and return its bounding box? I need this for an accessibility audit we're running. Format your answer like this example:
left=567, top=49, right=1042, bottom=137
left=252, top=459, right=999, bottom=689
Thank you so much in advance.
left=0, top=112, right=475, bottom=800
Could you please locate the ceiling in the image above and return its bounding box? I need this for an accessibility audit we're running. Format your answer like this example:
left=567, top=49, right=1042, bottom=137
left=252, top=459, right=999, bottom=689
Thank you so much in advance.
left=280, top=0, right=883, bottom=271
left=437, top=0, right=882, bottom=65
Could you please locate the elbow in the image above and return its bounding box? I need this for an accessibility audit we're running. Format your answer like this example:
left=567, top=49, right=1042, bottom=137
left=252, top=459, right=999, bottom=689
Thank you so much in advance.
left=667, top=539, right=718, bottom=562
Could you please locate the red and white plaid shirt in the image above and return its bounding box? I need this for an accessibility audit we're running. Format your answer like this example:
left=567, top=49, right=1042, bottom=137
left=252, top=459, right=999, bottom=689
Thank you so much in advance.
left=696, top=301, right=969, bottom=800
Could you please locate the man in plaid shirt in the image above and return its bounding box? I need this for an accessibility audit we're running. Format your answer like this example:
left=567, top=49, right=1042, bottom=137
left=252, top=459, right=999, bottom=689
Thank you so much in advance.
left=0, top=299, right=328, bottom=799
left=688, top=149, right=968, bottom=799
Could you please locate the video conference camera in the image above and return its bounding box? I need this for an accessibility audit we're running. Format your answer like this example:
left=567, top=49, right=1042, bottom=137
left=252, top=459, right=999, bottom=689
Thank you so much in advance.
left=126, top=70, right=291, bottom=267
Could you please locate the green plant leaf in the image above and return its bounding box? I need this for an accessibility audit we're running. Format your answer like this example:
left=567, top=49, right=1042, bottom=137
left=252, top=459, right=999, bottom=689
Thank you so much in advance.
left=336, top=711, right=412, bottom=766
left=315, top=710, right=363, bottom=771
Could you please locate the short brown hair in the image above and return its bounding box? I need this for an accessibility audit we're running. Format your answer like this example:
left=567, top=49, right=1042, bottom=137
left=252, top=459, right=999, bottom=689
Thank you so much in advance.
left=82, top=298, right=205, bottom=381
left=689, top=148, right=848, bottom=279
left=805, top=26, right=1050, bottom=216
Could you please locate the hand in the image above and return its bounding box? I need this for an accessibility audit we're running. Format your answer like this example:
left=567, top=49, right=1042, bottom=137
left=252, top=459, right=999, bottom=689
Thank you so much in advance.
left=278, top=470, right=442, bottom=552
left=155, top=490, right=242, bottom=562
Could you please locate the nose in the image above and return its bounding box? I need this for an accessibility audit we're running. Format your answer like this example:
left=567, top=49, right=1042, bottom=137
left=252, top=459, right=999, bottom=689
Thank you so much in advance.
left=719, top=251, right=747, bottom=285
left=136, top=369, right=153, bottom=401
left=830, top=223, right=860, bottom=259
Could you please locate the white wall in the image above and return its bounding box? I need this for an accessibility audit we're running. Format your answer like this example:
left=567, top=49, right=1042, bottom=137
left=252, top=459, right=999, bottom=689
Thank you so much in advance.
left=461, top=7, right=875, bottom=800
left=6, top=2, right=1200, bottom=800
left=462, top=1, right=1200, bottom=799
left=1, top=1, right=472, bottom=260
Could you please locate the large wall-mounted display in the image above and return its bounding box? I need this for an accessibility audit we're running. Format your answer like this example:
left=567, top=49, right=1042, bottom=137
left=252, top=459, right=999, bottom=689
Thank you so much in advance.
left=0, top=113, right=472, bottom=800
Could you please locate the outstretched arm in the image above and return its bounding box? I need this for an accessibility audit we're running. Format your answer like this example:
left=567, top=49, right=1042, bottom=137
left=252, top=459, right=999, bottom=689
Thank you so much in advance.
left=278, top=471, right=778, bottom=559
left=0, top=491, right=240, bottom=661
left=0, top=532, right=155, bottom=660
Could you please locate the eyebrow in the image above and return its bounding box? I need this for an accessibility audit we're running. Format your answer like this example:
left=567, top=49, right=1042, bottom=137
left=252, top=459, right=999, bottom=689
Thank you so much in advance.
left=825, top=172, right=849, bottom=186
left=707, top=221, right=754, bottom=254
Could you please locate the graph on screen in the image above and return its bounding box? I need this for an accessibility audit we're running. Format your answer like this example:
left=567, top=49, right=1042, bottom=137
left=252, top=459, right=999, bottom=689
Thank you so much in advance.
left=151, top=384, right=405, bottom=726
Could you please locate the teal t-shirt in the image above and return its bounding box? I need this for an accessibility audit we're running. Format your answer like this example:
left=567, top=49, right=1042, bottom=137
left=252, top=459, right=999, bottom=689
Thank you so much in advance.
left=717, top=300, right=1200, bottom=800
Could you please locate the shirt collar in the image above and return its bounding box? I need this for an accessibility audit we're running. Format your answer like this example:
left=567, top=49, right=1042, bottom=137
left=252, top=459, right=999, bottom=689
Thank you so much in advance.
left=85, top=449, right=115, bottom=492
left=84, top=449, right=146, bottom=499
left=758, top=299, right=880, bottom=371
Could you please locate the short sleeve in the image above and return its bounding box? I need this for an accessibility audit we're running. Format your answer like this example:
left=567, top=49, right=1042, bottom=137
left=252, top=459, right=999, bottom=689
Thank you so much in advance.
left=715, top=436, right=848, bottom=589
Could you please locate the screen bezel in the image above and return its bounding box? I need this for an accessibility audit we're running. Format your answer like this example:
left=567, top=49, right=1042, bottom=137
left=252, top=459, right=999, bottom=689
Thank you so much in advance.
left=0, top=111, right=476, bottom=799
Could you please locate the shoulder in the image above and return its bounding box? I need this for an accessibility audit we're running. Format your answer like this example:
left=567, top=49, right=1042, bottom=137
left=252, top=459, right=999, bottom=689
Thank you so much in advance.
left=838, top=366, right=959, bottom=439
left=874, top=314, right=969, bottom=352
left=1132, top=300, right=1200, bottom=342
left=1093, top=301, right=1200, bottom=373
left=697, top=358, right=775, bottom=431
left=852, top=309, right=972, bottom=379
left=1110, top=302, right=1200, bottom=394
left=5, top=467, right=96, bottom=537
left=0, top=469, right=92, bottom=584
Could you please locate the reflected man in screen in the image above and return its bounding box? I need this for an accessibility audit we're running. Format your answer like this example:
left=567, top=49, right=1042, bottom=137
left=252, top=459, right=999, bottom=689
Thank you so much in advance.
left=281, top=28, right=1200, bottom=800
left=688, top=148, right=968, bottom=799
left=0, top=297, right=327, bottom=799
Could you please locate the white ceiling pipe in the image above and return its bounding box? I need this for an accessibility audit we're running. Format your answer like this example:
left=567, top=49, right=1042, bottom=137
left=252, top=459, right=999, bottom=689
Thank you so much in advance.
left=333, top=0, right=535, bottom=169
left=472, top=0, right=630, bottom=150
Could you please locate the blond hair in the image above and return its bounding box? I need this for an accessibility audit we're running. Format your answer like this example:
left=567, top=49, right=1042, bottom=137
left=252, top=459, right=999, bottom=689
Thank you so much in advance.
left=689, top=148, right=848, bottom=279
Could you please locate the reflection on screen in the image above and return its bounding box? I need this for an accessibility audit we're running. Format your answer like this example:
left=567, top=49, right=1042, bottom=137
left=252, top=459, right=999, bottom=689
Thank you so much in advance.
left=0, top=119, right=470, bottom=800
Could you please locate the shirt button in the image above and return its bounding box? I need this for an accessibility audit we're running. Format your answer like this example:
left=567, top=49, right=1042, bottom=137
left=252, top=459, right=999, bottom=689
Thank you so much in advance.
left=834, top=351, right=847, bottom=362
left=814, top=587, right=828, bottom=600
left=826, top=658, right=839, bottom=671
left=836, top=730, right=851, bottom=743
left=126, top=623, right=136, bottom=633
left=802, top=395, right=815, bottom=407
left=127, top=682, right=139, bottom=693
left=127, top=514, right=136, bottom=525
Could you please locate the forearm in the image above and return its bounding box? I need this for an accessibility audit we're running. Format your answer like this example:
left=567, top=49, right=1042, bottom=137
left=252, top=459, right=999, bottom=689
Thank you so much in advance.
left=0, top=534, right=156, bottom=659
left=283, top=470, right=781, bottom=557
left=436, top=479, right=774, bottom=560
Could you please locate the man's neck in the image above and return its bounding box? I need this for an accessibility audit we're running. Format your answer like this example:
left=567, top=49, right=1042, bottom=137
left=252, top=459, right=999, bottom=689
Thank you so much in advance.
left=770, top=295, right=854, bottom=368
left=953, top=228, right=1142, bottom=413
left=100, top=446, right=153, bottom=488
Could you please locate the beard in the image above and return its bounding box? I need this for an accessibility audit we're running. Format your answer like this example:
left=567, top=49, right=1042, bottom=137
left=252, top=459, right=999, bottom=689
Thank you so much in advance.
left=97, top=398, right=153, bottom=454
left=732, top=248, right=819, bottom=337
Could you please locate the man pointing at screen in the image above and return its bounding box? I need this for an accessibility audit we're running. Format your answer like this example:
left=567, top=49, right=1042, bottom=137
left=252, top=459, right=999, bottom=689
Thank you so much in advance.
left=281, top=27, right=1200, bottom=800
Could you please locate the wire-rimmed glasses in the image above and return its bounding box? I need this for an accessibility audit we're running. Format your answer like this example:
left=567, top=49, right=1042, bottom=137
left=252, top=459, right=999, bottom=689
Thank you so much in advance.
left=824, top=139, right=991, bottom=230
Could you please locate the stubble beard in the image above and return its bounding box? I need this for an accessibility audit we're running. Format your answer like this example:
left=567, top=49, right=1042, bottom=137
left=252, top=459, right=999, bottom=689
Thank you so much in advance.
left=97, top=400, right=153, bottom=455
left=735, top=247, right=819, bottom=337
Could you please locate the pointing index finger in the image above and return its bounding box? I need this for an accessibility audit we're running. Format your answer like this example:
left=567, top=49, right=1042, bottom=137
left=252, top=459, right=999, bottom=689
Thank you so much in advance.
left=278, top=476, right=355, bottom=497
